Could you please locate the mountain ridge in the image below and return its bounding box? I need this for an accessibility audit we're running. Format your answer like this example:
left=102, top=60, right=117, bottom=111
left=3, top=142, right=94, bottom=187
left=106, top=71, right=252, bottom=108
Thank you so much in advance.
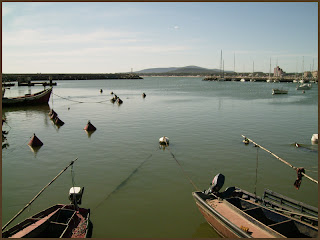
left=135, top=66, right=233, bottom=74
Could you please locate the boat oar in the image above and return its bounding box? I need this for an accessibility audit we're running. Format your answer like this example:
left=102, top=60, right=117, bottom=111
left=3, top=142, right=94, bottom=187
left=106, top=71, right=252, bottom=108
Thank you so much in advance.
left=2, top=158, right=79, bottom=231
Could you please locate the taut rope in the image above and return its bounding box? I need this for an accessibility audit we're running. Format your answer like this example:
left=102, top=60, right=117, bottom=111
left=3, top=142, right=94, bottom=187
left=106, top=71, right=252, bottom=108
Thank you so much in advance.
left=2, top=158, right=79, bottom=230
left=242, top=135, right=318, bottom=185
left=167, top=147, right=200, bottom=191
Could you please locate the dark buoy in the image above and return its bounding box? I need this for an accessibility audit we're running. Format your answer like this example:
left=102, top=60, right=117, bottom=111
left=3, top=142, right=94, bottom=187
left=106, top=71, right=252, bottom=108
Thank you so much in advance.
left=116, top=98, right=123, bottom=105
left=142, top=93, right=146, bottom=98
left=84, top=120, right=96, bottom=131
left=28, top=133, right=43, bottom=147
left=50, top=111, right=57, bottom=120
left=49, top=109, right=57, bottom=117
left=55, top=117, right=65, bottom=126
left=100, top=89, right=103, bottom=93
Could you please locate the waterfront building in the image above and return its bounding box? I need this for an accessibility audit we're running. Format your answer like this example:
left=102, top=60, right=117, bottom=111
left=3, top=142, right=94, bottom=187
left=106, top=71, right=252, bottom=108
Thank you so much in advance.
left=274, top=66, right=285, bottom=77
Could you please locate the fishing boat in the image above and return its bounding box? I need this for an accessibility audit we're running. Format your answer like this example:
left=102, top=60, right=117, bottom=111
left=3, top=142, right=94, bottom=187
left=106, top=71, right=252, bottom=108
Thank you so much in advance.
left=296, top=83, right=312, bottom=90
left=2, top=159, right=92, bottom=238
left=272, top=89, right=288, bottom=95
left=2, top=87, right=52, bottom=107
left=192, top=174, right=318, bottom=238
left=2, top=203, right=91, bottom=238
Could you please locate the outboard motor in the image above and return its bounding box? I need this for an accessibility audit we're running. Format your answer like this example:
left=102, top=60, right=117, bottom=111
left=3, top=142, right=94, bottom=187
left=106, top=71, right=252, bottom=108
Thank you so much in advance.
left=69, top=187, right=84, bottom=205
left=205, top=173, right=225, bottom=194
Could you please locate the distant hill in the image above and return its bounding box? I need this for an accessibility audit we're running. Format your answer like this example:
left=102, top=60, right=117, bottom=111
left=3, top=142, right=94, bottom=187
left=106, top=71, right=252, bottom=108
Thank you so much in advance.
left=135, top=65, right=233, bottom=74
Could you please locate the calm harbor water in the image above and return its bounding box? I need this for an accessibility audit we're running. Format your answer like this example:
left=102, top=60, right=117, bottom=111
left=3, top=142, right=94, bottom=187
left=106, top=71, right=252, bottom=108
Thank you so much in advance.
left=2, top=77, right=318, bottom=237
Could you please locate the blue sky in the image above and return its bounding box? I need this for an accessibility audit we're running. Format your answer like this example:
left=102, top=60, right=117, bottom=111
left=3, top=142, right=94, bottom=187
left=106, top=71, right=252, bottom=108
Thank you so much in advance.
left=2, top=2, right=318, bottom=73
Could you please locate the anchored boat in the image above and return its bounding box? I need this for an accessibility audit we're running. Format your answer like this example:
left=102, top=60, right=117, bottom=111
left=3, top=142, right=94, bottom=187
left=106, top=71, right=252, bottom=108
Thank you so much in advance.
left=2, top=202, right=91, bottom=238
left=272, top=88, right=288, bottom=95
left=296, top=84, right=312, bottom=90
left=192, top=174, right=318, bottom=238
left=2, top=159, right=92, bottom=238
left=2, top=87, right=52, bottom=107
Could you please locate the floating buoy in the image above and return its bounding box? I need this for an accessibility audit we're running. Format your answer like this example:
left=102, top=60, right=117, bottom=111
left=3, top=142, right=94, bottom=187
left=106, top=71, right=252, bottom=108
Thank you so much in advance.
left=116, top=98, right=123, bottom=105
left=84, top=120, right=96, bottom=131
left=159, top=136, right=169, bottom=145
left=50, top=111, right=58, bottom=120
left=48, top=109, right=57, bottom=117
left=100, top=89, right=103, bottom=93
left=142, top=93, right=146, bottom=98
left=28, top=133, right=43, bottom=147
left=55, top=117, right=65, bottom=126
left=311, top=134, right=318, bottom=144
left=243, top=138, right=249, bottom=144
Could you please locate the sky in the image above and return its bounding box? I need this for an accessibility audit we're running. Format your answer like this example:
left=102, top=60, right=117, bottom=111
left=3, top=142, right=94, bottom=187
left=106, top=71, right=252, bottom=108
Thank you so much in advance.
left=2, top=2, right=318, bottom=74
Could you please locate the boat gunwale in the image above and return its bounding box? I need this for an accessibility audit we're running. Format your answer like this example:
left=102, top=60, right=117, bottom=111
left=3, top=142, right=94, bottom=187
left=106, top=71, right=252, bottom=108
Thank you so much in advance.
left=192, top=191, right=252, bottom=238
left=2, top=204, right=91, bottom=238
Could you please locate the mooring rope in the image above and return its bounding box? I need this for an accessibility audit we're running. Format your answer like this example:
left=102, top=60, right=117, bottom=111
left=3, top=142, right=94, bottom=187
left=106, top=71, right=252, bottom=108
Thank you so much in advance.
left=242, top=135, right=318, bottom=185
left=254, top=147, right=259, bottom=198
left=92, top=148, right=158, bottom=213
left=167, top=147, right=200, bottom=191
left=52, top=92, right=107, bottom=104
left=2, top=158, right=79, bottom=230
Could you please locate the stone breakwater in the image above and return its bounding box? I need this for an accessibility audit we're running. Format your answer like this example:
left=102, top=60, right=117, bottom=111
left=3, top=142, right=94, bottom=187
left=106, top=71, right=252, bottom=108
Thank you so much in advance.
left=2, top=73, right=143, bottom=82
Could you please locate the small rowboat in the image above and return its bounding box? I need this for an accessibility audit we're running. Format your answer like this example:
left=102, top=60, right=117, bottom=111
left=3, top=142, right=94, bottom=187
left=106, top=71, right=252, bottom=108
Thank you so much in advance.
left=192, top=174, right=318, bottom=238
left=2, top=160, right=92, bottom=238
left=2, top=87, right=52, bottom=107
left=2, top=204, right=91, bottom=238
left=296, top=84, right=312, bottom=90
left=272, top=88, right=288, bottom=95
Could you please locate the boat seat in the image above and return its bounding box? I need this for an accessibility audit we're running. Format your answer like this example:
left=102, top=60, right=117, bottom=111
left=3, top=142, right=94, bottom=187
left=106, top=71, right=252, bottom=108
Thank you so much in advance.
left=243, top=206, right=261, bottom=212
left=267, top=220, right=312, bottom=238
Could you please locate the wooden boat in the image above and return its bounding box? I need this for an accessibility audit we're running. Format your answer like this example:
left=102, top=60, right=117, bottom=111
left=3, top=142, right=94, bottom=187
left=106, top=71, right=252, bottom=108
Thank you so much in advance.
left=272, top=88, right=288, bottom=95
left=2, top=160, right=92, bottom=238
left=2, top=87, right=52, bottom=107
left=192, top=174, right=318, bottom=238
left=2, top=204, right=91, bottom=238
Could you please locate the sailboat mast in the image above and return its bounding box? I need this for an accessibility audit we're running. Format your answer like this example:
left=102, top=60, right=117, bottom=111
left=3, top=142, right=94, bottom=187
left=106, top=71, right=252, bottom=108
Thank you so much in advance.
left=269, top=58, right=271, bottom=79
left=234, top=52, right=235, bottom=73
left=252, top=61, right=254, bottom=80
left=223, top=60, right=224, bottom=78
left=302, top=56, right=304, bottom=80
left=220, top=49, right=222, bottom=76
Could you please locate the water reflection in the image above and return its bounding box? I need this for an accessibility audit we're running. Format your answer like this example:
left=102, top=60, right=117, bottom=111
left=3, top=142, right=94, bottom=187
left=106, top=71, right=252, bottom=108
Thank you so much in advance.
left=28, top=145, right=42, bottom=157
left=3, top=104, right=51, bottom=127
left=192, top=222, right=220, bottom=238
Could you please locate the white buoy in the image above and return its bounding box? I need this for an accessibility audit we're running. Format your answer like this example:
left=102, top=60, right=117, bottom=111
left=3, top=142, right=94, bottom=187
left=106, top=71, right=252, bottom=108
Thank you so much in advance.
left=159, top=136, right=169, bottom=145
left=311, top=134, right=318, bottom=144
